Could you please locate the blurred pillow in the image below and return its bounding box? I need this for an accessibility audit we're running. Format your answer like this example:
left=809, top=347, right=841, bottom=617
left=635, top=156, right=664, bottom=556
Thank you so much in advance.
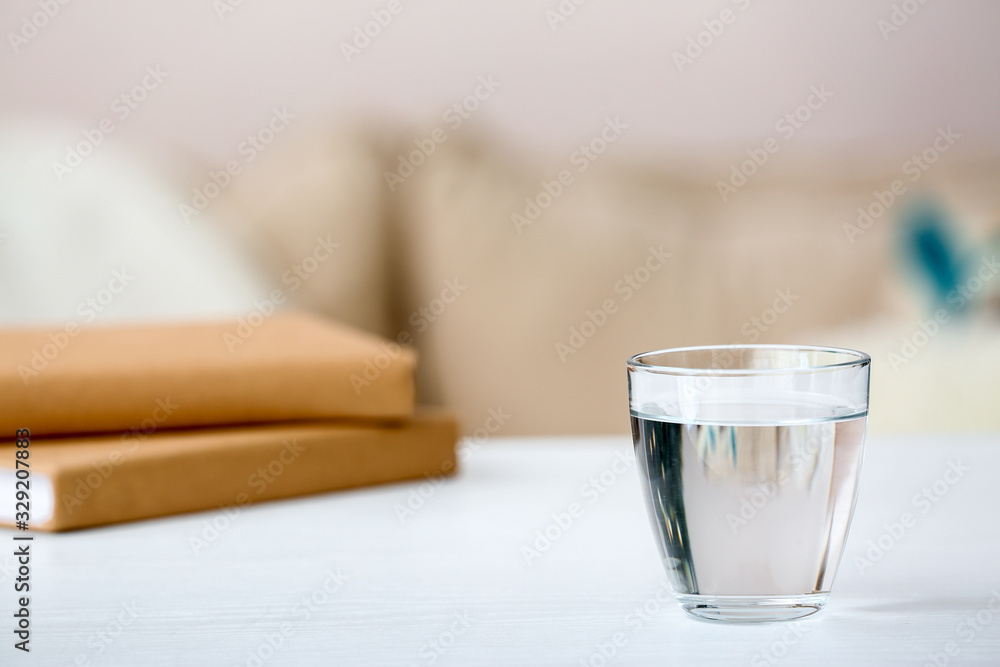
left=387, top=133, right=897, bottom=434
left=0, top=119, right=268, bottom=326
left=216, top=123, right=392, bottom=337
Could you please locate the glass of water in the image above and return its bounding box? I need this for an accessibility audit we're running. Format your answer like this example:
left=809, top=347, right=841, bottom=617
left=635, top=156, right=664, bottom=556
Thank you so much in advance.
left=627, top=345, right=870, bottom=622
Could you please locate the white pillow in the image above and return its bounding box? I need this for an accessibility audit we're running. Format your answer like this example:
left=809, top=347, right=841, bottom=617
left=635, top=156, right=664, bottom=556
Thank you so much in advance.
left=0, top=119, right=268, bottom=326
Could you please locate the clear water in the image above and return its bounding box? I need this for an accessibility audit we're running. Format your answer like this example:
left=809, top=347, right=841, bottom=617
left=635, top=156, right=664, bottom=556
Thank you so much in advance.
left=631, top=406, right=865, bottom=597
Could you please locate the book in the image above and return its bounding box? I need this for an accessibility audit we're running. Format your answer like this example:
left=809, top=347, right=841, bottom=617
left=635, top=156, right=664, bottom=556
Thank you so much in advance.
left=0, top=410, right=457, bottom=532
left=0, top=311, right=415, bottom=437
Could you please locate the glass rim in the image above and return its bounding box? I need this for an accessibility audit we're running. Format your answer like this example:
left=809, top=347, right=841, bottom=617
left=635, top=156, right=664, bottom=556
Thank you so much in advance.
left=626, top=344, right=871, bottom=377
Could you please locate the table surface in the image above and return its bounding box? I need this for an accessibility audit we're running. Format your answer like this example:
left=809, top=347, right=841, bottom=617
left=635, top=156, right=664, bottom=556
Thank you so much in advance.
left=6, top=433, right=1000, bottom=666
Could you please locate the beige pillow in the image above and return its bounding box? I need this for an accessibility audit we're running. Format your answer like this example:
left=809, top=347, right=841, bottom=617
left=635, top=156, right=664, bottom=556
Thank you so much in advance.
left=221, top=121, right=1000, bottom=434
left=389, top=133, right=902, bottom=434
left=217, top=122, right=392, bottom=337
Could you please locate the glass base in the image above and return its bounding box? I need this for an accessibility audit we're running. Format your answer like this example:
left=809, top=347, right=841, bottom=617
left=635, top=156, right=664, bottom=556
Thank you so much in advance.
left=675, top=593, right=828, bottom=623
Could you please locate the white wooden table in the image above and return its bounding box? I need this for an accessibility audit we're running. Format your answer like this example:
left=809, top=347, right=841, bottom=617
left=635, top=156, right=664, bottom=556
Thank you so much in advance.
left=6, top=434, right=1000, bottom=666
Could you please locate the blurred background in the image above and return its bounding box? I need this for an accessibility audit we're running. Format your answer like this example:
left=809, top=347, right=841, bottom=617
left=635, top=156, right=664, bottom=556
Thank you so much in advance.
left=2, top=0, right=998, bottom=435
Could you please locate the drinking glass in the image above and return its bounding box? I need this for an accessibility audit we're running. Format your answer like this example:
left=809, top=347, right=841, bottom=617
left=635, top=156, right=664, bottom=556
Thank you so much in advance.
left=627, top=345, right=870, bottom=622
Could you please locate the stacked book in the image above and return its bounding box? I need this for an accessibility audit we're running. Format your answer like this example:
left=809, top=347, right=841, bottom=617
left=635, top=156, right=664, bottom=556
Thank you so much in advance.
left=0, top=311, right=457, bottom=531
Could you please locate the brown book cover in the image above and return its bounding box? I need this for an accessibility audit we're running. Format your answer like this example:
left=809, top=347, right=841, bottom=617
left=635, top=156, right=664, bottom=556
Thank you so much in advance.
left=0, top=310, right=415, bottom=437
left=0, top=410, right=457, bottom=532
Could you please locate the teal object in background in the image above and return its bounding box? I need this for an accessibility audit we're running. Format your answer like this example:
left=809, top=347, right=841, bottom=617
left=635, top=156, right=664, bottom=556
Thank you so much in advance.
left=898, top=201, right=969, bottom=311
